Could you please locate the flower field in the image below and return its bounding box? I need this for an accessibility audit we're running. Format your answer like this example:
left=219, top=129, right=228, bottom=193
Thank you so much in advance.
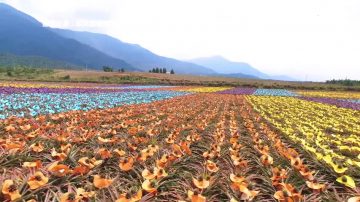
left=0, top=82, right=359, bottom=202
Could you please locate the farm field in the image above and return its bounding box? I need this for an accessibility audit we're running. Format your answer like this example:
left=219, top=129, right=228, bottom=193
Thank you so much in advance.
left=0, top=82, right=359, bottom=202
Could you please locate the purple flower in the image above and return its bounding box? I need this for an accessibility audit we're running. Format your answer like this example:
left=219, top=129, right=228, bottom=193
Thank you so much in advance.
left=299, top=97, right=360, bottom=110
left=217, top=88, right=256, bottom=95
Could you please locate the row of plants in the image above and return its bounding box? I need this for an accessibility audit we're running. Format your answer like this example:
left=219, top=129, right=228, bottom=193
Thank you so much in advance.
left=296, top=91, right=360, bottom=99
left=246, top=96, right=360, bottom=192
left=0, top=91, right=189, bottom=119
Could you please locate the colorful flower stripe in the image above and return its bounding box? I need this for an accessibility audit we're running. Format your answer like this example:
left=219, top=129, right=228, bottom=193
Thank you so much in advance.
left=0, top=86, right=189, bottom=94
left=300, top=97, right=360, bottom=110
left=246, top=95, right=360, bottom=185
left=0, top=82, right=108, bottom=89
left=183, top=87, right=233, bottom=93
left=0, top=91, right=190, bottom=119
left=216, top=87, right=256, bottom=95
left=345, top=99, right=360, bottom=104
left=254, top=89, right=298, bottom=96
left=0, top=87, right=137, bottom=94
left=114, top=85, right=173, bottom=89
left=297, top=90, right=360, bottom=99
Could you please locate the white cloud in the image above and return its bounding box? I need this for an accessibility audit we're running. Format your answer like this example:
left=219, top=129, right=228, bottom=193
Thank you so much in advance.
left=1, top=0, right=360, bottom=81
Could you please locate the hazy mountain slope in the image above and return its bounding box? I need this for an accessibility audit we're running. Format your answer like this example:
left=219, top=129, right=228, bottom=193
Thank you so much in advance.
left=0, top=3, right=136, bottom=71
left=0, top=53, right=80, bottom=69
left=189, top=56, right=268, bottom=77
left=52, top=28, right=216, bottom=75
left=190, top=56, right=296, bottom=81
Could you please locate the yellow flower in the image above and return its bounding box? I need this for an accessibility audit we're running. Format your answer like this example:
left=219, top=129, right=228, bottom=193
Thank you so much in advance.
left=336, top=175, right=356, bottom=189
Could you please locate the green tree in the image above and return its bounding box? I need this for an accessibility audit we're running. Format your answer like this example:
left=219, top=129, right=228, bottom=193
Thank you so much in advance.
left=170, top=69, right=175, bottom=74
left=155, top=67, right=160, bottom=73
left=159, top=68, right=163, bottom=73
left=103, top=66, right=113, bottom=72
left=163, top=68, right=167, bottom=73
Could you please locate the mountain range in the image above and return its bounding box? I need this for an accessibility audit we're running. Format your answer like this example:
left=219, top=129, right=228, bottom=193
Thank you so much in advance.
left=189, top=56, right=295, bottom=81
left=0, top=3, right=135, bottom=71
left=0, top=3, right=295, bottom=80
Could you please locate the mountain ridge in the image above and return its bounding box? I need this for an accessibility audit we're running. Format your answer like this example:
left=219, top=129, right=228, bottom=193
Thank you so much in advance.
left=0, top=3, right=137, bottom=71
left=189, top=56, right=296, bottom=81
left=51, top=28, right=217, bottom=75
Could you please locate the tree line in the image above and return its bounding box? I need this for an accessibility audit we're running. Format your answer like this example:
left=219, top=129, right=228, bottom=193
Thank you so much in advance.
left=326, top=79, right=360, bottom=86
left=103, top=66, right=175, bottom=74
left=149, top=67, right=174, bottom=74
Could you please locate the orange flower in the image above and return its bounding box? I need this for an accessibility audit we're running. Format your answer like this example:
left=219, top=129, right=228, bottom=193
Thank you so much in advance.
left=230, top=153, right=241, bottom=162
left=240, top=187, right=259, bottom=201
left=257, top=144, right=270, bottom=155
left=148, top=144, right=159, bottom=154
left=73, top=166, right=90, bottom=175
left=59, top=188, right=95, bottom=202
left=193, top=176, right=210, bottom=189
left=22, top=160, right=42, bottom=169
left=139, top=149, right=151, bottom=162
left=116, top=193, right=132, bottom=202
left=348, top=196, right=360, bottom=202
left=154, top=167, right=168, bottom=179
left=116, top=189, right=142, bottom=202
left=29, top=142, right=44, bottom=153
left=142, top=180, right=157, bottom=193
left=299, top=167, right=314, bottom=181
left=93, top=175, right=113, bottom=189
left=60, top=144, right=72, bottom=153
left=271, top=167, right=287, bottom=180
left=60, top=192, right=80, bottom=202
left=48, top=161, right=72, bottom=176
left=206, top=160, right=219, bottom=173
left=27, top=171, right=49, bottom=190
left=76, top=188, right=95, bottom=200
left=230, top=173, right=246, bottom=184
left=78, top=157, right=103, bottom=169
left=98, top=148, right=112, bottom=159
left=5, top=124, right=16, bottom=132
left=305, top=181, right=326, bottom=192
left=142, top=168, right=156, bottom=180
left=4, top=141, right=24, bottom=152
left=290, top=157, right=303, bottom=170
left=156, top=154, right=170, bottom=168
left=165, top=136, right=175, bottom=144
left=114, top=149, right=126, bottom=157
left=98, top=136, right=116, bottom=144
left=274, top=183, right=302, bottom=202
left=187, top=190, right=206, bottom=202
left=1, top=179, right=21, bottom=201
left=127, top=142, right=138, bottom=152
left=233, top=158, right=248, bottom=167
left=180, top=141, right=192, bottom=155
left=51, top=148, right=68, bottom=161
left=260, top=154, right=273, bottom=166
left=274, top=190, right=292, bottom=202
left=130, top=189, right=143, bottom=201
left=171, top=149, right=183, bottom=159
left=119, top=157, right=134, bottom=171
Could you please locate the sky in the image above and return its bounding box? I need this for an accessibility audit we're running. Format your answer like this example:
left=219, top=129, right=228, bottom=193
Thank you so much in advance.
left=1, top=0, right=360, bottom=81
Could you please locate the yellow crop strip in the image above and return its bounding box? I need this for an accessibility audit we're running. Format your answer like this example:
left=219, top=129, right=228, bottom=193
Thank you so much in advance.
left=297, top=90, right=360, bottom=99
left=246, top=96, right=360, bottom=181
left=184, top=87, right=233, bottom=93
